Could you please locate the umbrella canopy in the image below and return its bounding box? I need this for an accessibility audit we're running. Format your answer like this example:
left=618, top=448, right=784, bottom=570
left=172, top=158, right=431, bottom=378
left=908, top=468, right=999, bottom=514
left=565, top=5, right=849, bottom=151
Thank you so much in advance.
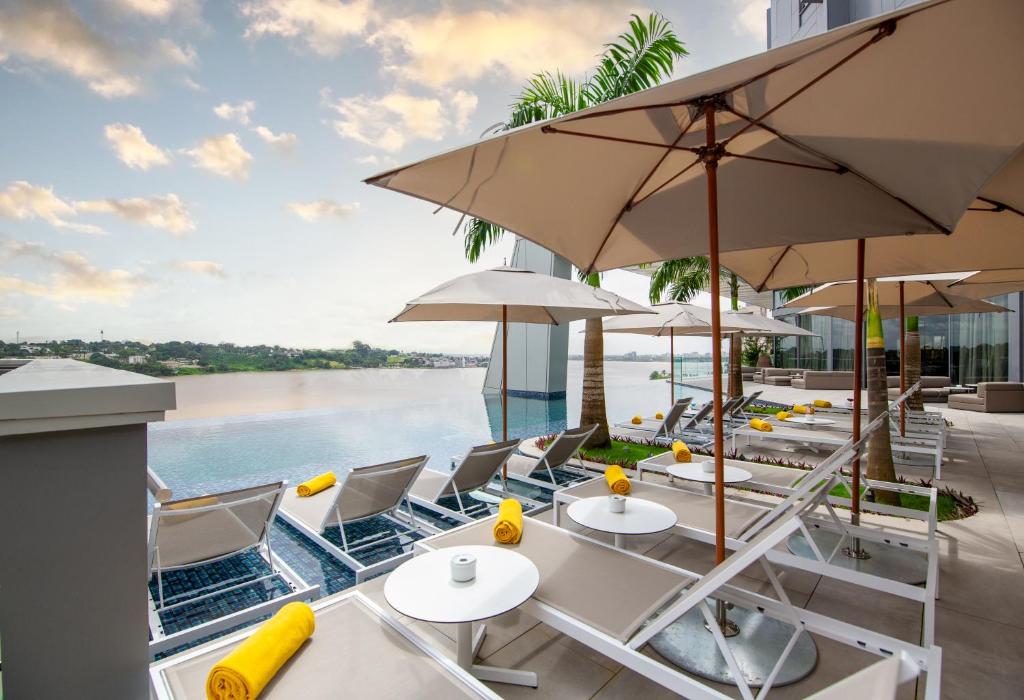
left=368, top=0, right=1024, bottom=274
left=953, top=268, right=1024, bottom=286
left=720, top=309, right=818, bottom=338
left=720, top=151, right=1024, bottom=291
left=601, top=302, right=742, bottom=337
left=792, top=299, right=1009, bottom=322
left=782, top=278, right=981, bottom=309
left=390, top=267, right=652, bottom=324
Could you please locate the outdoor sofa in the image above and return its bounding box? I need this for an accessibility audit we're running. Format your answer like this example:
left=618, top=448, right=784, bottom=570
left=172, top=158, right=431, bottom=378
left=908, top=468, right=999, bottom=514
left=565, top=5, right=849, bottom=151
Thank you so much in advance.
left=948, top=381, right=1024, bottom=412
left=887, top=375, right=951, bottom=402
left=761, top=367, right=796, bottom=386
left=741, top=365, right=757, bottom=381
left=792, top=370, right=854, bottom=390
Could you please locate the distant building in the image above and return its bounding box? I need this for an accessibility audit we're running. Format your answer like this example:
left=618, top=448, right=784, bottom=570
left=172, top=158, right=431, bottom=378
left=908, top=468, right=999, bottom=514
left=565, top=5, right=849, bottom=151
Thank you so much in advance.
left=433, top=358, right=456, bottom=368
left=127, top=355, right=147, bottom=365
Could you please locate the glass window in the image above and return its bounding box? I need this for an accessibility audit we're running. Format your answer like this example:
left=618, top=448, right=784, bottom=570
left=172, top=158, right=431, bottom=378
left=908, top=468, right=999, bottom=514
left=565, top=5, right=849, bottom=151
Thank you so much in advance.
left=773, top=314, right=827, bottom=369
left=831, top=317, right=855, bottom=371
left=950, top=295, right=1009, bottom=384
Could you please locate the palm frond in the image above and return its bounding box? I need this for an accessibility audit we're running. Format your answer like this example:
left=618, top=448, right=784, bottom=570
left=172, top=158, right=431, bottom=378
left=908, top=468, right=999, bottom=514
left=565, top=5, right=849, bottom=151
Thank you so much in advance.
left=463, top=218, right=505, bottom=263
left=778, top=285, right=812, bottom=303
left=577, top=270, right=602, bottom=288
left=648, top=257, right=710, bottom=303
left=586, top=13, right=687, bottom=103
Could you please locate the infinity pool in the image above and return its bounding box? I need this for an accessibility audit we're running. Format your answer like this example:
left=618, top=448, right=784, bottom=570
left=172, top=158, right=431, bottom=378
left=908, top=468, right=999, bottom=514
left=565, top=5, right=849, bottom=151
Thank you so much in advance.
left=149, top=361, right=711, bottom=498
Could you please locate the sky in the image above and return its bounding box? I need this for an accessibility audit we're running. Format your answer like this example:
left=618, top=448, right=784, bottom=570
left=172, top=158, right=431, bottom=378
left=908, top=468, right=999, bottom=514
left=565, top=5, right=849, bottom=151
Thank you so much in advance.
left=0, top=0, right=771, bottom=355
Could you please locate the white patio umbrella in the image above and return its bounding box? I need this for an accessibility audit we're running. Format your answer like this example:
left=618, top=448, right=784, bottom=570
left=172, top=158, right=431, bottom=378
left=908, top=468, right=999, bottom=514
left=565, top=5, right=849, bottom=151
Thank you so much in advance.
left=390, top=267, right=652, bottom=461
left=602, top=302, right=746, bottom=405
left=369, top=0, right=1024, bottom=647
left=720, top=309, right=818, bottom=338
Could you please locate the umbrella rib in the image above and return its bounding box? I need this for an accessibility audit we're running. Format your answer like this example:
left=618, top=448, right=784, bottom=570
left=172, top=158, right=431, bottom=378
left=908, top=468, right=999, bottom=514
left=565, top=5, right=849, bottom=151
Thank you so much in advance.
left=722, top=151, right=842, bottom=173
left=570, top=113, right=700, bottom=274
left=723, top=104, right=952, bottom=234
left=976, top=196, right=1024, bottom=218
left=539, top=126, right=699, bottom=154
left=754, top=245, right=794, bottom=292
left=927, top=281, right=956, bottom=308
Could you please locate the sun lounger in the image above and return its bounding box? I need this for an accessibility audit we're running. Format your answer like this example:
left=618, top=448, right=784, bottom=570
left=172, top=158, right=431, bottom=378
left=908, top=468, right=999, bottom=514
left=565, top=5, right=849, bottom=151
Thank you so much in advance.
left=149, top=590, right=500, bottom=700
left=558, top=413, right=940, bottom=647
left=504, top=424, right=599, bottom=489
left=418, top=510, right=941, bottom=699
left=147, top=482, right=319, bottom=657
left=725, top=390, right=763, bottom=421
left=408, top=439, right=535, bottom=522
left=805, top=651, right=922, bottom=700
left=278, top=456, right=434, bottom=583
left=613, top=398, right=692, bottom=438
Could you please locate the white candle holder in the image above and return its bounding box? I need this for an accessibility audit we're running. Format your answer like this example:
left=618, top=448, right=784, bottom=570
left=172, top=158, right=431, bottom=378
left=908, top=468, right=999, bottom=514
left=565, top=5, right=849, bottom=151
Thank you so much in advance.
left=450, top=553, right=477, bottom=582
left=701, top=461, right=715, bottom=474
left=608, top=495, right=626, bottom=513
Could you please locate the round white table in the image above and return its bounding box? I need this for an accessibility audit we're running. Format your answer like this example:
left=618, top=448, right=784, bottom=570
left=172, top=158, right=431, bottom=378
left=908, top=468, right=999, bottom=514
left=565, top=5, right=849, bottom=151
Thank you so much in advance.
left=667, top=462, right=752, bottom=495
left=566, top=496, right=677, bottom=548
left=783, top=416, right=836, bottom=430
left=384, top=545, right=540, bottom=687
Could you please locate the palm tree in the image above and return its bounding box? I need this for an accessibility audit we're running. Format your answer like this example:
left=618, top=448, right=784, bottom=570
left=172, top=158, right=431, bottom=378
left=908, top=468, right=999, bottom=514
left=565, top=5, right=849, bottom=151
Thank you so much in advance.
left=462, top=13, right=688, bottom=448
left=865, top=279, right=900, bottom=505
left=904, top=316, right=924, bottom=411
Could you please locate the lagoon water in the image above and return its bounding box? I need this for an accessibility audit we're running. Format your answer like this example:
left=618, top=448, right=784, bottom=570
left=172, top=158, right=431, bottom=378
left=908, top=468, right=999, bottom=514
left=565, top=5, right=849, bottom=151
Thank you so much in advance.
left=150, top=360, right=712, bottom=498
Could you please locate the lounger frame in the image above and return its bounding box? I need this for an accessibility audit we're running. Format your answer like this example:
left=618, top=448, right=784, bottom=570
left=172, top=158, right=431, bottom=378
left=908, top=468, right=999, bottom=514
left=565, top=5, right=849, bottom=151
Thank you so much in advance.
left=149, top=590, right=501, bottom=700
left=505, top=424, right=600, bottom=492
left=147, top=482, right=320, bottom=658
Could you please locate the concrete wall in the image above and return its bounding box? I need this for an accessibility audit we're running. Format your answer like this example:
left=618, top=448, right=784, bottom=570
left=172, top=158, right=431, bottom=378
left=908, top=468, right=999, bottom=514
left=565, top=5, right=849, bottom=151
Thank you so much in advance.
left=484, top=238, right=571, bottom=398
left=0, top=424, right=150, bottom=699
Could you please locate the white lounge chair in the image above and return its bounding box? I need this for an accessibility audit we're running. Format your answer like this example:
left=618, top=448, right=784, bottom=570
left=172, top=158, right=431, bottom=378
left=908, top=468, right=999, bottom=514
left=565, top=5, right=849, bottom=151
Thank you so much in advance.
left=558, top=414, right=940, bottom=648
left=278, top=456, right=433, bottom=583
left=505, top=424, right=599, bottom=489
left=418, top=509, right=941, bottom=699
left=147, top=482, right=319, bottom=657
left=408, top=439, right=536, bottom=522
left=149, top=590, right=500, bottom=700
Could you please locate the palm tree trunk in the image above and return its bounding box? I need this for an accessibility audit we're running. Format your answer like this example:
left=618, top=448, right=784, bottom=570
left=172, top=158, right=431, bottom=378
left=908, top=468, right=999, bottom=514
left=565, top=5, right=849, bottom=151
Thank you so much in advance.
left=727, top=273, right=743, bottom=398
left=866, top=279, right=900, bottom=506
left=581, top=317, right=611, bottom=448
left=904, top=316, right=923, bottom=411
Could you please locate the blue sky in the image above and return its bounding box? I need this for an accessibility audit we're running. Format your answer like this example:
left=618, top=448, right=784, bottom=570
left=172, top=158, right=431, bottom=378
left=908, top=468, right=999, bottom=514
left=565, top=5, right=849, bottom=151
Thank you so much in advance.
left=0, top=0, right=769, bottom=354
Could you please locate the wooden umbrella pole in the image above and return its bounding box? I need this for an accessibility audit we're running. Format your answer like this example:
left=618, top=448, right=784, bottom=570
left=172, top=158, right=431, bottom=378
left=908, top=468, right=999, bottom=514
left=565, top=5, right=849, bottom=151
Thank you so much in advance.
left=670, top=328, right=675, bottom=406
left=851, top=239, right=865, bottom=527
left=502, top=304, right=509, bottom=444
left=703, top=102, right=726, bottom=566
left=899, top=280, right=906, bottom=437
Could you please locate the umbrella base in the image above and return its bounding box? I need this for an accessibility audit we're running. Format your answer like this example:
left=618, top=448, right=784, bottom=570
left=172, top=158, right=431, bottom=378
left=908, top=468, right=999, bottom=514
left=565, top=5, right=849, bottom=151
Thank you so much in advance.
left=649, top=597, right=817, bottom=688
left=787, top=528, right=928, bottom=585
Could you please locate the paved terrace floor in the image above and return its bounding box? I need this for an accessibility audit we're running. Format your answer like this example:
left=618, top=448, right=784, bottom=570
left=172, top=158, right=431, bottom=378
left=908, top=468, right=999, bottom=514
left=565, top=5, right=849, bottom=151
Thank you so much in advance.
left=350, top=382, right=1024, bottom=700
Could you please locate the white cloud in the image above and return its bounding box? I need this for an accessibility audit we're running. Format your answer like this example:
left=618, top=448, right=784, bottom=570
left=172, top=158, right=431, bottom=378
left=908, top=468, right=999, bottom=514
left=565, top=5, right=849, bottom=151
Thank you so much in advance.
left=239, top=0, right=372, bottom=56
left=733, top=0, right=770, bottom=38
left=0, top=240, right=149, bottom=305
left=108, top=0, right=203, bottom=23
left=322, top=88, right=477, bottom=152
left=104, top=123, right=171, bottom=170
left=0, top=0, right=198, bottom=97
left=214, top=100, right=255, bottom=125
left=370, top=3, right=630, bottom=89
left=183, top=134, right=253, bottom=180
left=252, top=125, right=298, bottom=151
left=354, top=154, right=396, bottom=168
left=287, top=199, right=359, bottom=222
left=174, top=260, right=226, bottom=278
left=75, top=194, right=195, bottom=235
left=0, top=181, right=103, bottom=234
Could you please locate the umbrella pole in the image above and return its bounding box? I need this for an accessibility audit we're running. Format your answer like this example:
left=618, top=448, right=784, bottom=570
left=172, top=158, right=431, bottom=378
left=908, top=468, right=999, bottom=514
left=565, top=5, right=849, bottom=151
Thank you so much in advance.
left=899, top=281, right=906, bottom=437
left=845, top=239, right=868, bottom=559
left=502, top=304, right=509, bottom=482
left=670, top=329, right=675, bottom=406
left=703, top=102, right=736, bottom=636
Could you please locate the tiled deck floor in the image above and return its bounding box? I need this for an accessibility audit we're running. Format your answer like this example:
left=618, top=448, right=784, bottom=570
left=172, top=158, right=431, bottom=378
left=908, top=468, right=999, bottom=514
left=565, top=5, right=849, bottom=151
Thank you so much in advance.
left=351, top=384, right=1024, bottom=699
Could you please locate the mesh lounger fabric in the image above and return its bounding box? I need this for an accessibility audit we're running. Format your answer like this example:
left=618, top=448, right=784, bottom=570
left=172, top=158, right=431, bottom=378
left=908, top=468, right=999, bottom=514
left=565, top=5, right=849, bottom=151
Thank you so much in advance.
left=158, top=596, right=483, bottom=699
left=804, top=653, right=902, bottom=700
left=425, top=517, right=691, bottom=642
left=410, top=440, right=520, bottom=502
left=562, top=479, right=767, bottom=539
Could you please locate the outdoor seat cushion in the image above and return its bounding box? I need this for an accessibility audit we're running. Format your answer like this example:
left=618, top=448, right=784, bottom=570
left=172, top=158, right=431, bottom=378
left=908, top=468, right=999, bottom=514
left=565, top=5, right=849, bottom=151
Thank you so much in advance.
left=425, top=518, right=690, bottom=643
left=408, top=469, right=450, bottom=502
left=157, top=595, right=485, bottom=699
left=793, top=371, right=854, bottom=390
left=280, top=484, right=341, bottom=534
left=765, top=376, right=792, bottom=385
left=561, top=478, right=768, bottom=539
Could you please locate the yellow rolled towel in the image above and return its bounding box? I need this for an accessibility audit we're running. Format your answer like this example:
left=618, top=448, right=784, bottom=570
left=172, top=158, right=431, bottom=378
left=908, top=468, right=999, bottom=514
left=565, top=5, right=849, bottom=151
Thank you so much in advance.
left=605, top=465, right=631, bottom=495
left=671, top=440, right=692, bottom=463
left=494, top=498, right=523, bottom=544
left=792, top=404, right=815, bottom=415
left=813, top=399, right=832, bottom=408
left=776, top=410, right=791, bottom=420
left=750, top=418, right=773, bottom=432
left=655, top=412, right=664, bottom=420
left=297, top=471, right=336, bottom=497
left=631, top=415, right=643, bottom=425
left=206, top=601, right=315, bottom=700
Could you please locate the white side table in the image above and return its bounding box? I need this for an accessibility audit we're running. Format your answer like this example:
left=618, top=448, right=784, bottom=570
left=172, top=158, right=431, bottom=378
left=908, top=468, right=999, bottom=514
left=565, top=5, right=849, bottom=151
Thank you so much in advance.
left=667, top=462, right=752, bottom=495
left=384, top=545, right=540, bottom=687
left=566, top=496, right=677, bottom=548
